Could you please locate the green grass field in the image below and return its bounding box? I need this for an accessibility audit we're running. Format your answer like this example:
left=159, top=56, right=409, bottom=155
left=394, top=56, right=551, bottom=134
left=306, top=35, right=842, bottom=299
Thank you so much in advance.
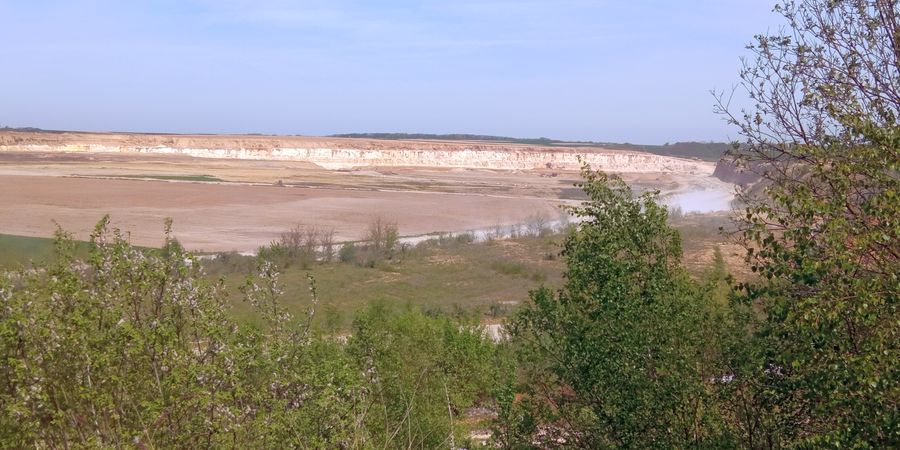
left=1, top=215, right=739, bottom=330
left=0, top=230, right=567, bottom=329
left=0, top=234, right=57, bottom=268
left=213, top=235, right=566, bottom=329
left=0, top=233, right=93, bottom=269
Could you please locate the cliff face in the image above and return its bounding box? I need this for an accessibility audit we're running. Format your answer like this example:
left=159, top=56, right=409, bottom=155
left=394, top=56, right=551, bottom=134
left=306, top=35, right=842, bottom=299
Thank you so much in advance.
left=0, top=131, right=715, bottom=174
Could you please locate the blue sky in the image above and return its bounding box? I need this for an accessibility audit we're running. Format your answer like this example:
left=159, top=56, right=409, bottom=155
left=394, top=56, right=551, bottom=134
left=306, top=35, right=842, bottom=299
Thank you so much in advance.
left=0, top=1, right=779, bottom=143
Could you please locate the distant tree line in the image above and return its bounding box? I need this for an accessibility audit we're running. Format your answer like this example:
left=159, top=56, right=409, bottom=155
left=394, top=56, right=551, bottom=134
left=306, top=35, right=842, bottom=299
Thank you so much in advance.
left=332, top=133, right=731, bottom=161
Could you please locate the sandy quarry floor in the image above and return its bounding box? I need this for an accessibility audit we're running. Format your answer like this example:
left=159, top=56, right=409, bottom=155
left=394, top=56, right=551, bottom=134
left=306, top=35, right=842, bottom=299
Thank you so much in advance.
left=0, top=152, right=568, bottom=251
left=0, top=151, right=729, bottom=252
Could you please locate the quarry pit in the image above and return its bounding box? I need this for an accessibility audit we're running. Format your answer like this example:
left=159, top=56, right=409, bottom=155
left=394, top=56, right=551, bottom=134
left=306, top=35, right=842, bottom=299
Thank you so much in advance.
left=0, top=131, right=732, bottom=252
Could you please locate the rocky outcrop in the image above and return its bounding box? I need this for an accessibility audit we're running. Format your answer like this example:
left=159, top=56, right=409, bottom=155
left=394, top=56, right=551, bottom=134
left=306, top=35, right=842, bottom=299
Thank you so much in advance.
left=0, top=131, right=715, bottom=174
left=712, top=159, right=763, bottom=185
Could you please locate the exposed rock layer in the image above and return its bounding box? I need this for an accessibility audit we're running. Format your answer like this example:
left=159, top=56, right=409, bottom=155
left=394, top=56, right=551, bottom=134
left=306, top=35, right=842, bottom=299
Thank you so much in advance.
left=712, top=159, right=764, bottom=185
left=0, top=131, right=714, bottom=174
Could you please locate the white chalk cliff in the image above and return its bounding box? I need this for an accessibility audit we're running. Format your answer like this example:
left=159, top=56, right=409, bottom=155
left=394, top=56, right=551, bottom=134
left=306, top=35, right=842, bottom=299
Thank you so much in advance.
left=0, top=132, right=714, bottom=174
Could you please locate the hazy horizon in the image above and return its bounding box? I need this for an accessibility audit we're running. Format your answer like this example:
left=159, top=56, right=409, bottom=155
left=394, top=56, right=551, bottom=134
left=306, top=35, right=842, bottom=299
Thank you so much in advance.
left=1, top=1, right=779, bottom=145
left=0, top=126, right=735, bottom=146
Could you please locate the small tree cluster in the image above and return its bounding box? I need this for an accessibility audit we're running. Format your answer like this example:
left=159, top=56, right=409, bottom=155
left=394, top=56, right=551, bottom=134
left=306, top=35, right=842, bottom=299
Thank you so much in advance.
left=338, top=217, right=402, bottom=267
left=523, top=213, right=551, bottom=237
left=258, top=224, right=336, bottom=268
left=0, top=218, right=501, bottom=448
left=364, top=216, right=400, bottom=260
left=506, top=167, right=746, bottom=448
left=0, top=218, right=358, bottom=447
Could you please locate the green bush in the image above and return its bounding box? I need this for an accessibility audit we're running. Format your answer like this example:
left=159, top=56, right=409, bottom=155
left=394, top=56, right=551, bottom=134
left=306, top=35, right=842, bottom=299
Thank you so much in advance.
left=0, top=218, right=502, bottom=448
left=338, top=242, right=357, bottom=263
left=0, top=219, right=367, bottom=447
left=348, top=303, right=504, bottom=448
left=507, top=167, right=742, bottom=448
left=715, top=1, right=900, bottom=446
left=489, top=260, right=527, bottom=277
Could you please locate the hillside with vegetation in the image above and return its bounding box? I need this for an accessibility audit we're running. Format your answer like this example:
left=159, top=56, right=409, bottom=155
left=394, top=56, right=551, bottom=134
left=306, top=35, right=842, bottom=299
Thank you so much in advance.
left=0, top=0, right=897, bottom=448
left=333, top=133, right=731, bottom=161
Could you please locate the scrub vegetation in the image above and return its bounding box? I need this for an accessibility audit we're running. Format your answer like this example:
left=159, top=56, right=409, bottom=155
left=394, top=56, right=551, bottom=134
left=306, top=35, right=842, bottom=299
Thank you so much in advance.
left=0, top=0, right=897, bottom=447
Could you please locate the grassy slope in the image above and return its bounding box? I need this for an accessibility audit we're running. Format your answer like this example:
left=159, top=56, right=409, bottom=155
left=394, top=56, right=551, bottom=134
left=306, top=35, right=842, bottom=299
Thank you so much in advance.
left=215, top=216, right=743, bottom=330
left=0, top=234, right=93, bottom=269
left=0, top=232, right=564, bottom=319
left=217, top=236, right=566, bottom=329
left=1, top=215, right=742, bottom=329
left=0, top=234, right=59, bottom=268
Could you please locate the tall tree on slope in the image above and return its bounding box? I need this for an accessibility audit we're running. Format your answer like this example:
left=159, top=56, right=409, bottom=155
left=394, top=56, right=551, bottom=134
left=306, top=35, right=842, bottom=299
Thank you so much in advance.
left=716, top=0, right=899, bottom=446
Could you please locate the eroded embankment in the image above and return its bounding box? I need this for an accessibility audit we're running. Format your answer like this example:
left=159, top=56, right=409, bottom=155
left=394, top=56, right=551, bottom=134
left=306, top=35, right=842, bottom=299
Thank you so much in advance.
left=0, top=131, right=715, bottom=174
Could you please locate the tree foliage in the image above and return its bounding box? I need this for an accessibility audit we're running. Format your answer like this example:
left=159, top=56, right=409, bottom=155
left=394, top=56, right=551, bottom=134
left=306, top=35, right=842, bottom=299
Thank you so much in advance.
left=348, top=303, right=502, bottom=449
left=0, top=218, right=357, bottom=447
left=715, top=0, right=900, bottom=446
left=0, top=218, right=499, bottom=448
left=507, top=167, right=744, bottom=448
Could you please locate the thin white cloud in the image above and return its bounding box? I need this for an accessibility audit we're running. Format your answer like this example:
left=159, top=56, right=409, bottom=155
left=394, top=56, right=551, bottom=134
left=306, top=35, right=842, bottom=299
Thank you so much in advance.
left=190, top=0, right=403, bottom=32
left=184, top=0, right=626, bottom=51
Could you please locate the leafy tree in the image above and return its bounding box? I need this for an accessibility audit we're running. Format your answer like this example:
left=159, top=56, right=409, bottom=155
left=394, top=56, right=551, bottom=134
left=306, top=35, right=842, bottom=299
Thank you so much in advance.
left=716, top=0, right=900, bottom=446
left=365, top=217, right=401, bottom=262
left=507, top=167, right=738, bottom=448
left=0, top=218, right=366, bottom=448
left=348, top=303, right=500, bottom=449
left=0, top=217, right=509, bottom=447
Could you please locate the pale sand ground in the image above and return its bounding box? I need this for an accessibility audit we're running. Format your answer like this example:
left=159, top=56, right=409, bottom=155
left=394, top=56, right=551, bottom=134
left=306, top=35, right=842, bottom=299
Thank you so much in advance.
left=0, top=152, right=568, bottom=251
left=0, top=151, right=730, bottom=252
